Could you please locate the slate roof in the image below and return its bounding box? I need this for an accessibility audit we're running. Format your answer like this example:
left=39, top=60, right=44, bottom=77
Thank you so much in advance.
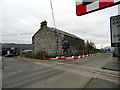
left=48, top=27, right=83, bottom=41
left=32, top=25, right=83, bottom=41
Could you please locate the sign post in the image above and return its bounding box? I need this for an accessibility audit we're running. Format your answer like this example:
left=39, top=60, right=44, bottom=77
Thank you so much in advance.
left=110, top=15, right=120, bottom=61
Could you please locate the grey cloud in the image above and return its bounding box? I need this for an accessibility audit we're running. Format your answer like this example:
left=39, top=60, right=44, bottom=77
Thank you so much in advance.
left=1, top=0, right=119, bottom=48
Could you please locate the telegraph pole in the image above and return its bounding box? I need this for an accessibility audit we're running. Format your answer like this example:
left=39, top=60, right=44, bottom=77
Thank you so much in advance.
left=50, top=0, right=58, bottom=56
left=50, top=0, right=56, bottom=28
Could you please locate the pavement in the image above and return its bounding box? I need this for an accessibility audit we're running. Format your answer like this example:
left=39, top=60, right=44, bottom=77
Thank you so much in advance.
left=83, top=78, right=118, bottom=88
left=102, top=57, right=120, bottom=71
left=102, top=56, right=120, bottom=87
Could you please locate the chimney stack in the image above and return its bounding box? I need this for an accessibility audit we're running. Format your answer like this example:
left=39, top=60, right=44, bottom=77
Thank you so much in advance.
left=40, top=20, right=47, bottom=28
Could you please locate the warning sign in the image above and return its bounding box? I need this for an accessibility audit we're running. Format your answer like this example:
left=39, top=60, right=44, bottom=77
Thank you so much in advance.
left=110, top=15, right=120, bottom=47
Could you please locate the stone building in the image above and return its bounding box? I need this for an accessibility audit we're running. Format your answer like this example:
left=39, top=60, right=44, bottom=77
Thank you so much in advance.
left=32, top=21, right=84, bottom=56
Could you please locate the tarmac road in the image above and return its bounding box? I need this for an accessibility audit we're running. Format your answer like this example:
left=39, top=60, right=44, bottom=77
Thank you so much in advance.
left=66, top=53, right=112, bottom=68
left=2, top=52, right=119, bottom=88
left=2, top=57, right=91, bottom=88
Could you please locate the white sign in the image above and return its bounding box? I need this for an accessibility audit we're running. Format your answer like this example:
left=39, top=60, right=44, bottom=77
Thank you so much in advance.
left=110, top=15, right=120, bottom=47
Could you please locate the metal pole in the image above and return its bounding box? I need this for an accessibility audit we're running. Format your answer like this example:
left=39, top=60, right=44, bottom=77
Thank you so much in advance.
left=50, top=0, right=58, bottom=56
left=116, top=43, right=119, bottom=62
left=50, top=0, right=56, bottom=28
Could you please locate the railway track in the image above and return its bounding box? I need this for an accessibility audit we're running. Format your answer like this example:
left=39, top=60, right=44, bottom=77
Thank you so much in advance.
left=76, top=67, right=119, bottom=79
left=42, top=62, right=119, bottom=83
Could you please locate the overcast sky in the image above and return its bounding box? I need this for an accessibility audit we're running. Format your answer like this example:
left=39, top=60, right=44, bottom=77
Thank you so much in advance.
left=1, top=0, right=119, bottom=49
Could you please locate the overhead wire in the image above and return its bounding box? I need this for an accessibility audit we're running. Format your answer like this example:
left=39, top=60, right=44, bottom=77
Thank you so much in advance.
left=0, top=33, right=34, bottom=36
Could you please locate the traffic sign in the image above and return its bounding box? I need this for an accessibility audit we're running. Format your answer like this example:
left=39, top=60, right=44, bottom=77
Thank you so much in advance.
left=110, top=15, right=120, bottom=47
left=76, top=0, right=120, bottom=16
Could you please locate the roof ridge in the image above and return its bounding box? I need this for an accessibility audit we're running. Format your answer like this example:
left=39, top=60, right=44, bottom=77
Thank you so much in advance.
left=48, top=27, right=83, bottom=40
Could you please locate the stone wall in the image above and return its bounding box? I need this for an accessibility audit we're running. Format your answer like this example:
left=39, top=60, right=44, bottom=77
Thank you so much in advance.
left=32, top=27, right=57, bottom=56
left=32, top=21, right=85, bottom=57
left=63, top=35, right=84, bottom=56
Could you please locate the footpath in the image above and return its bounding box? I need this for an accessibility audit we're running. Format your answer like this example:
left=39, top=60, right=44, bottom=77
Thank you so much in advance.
left=102, top=57, right=120, bottom=71
left=84, top=57, right=120, bottom=88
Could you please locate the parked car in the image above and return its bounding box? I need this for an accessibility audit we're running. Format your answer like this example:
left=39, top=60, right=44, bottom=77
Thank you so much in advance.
left=5, top=54, right=14, bottom=57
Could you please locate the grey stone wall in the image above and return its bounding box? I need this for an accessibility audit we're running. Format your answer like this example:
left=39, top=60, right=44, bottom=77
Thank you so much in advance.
left=32, top=21, right=85, bottom=57
left=63, top=35, right=84, bottom=56
left=32, top=27, right=57, bottom=56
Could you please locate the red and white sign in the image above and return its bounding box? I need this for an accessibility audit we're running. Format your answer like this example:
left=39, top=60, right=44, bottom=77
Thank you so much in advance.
left=76, top=0, right=120, bottom=16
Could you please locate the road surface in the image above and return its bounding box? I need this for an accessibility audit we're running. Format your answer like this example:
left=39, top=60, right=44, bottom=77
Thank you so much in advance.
left=2, top=52, right=119, bottom=88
